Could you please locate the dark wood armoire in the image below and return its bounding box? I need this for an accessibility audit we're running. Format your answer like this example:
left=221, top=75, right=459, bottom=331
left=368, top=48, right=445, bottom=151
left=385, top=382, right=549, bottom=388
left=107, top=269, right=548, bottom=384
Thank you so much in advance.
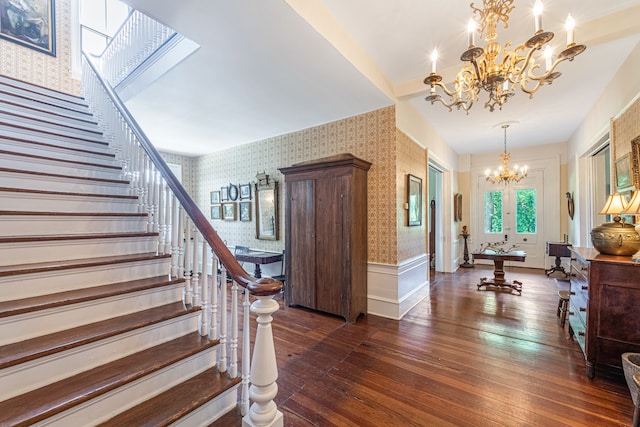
left=279, top=153, right=371, bottom=322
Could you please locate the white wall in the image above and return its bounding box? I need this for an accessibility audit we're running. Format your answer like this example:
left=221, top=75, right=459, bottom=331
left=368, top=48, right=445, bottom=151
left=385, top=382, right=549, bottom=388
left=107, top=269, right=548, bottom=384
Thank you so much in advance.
left=567, top=43, right=640, bottom=246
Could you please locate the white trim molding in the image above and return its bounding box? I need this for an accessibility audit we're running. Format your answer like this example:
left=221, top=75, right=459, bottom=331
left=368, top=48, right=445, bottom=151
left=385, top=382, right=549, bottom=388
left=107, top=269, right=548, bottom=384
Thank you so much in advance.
left=367, top=254, right=429, bottom=320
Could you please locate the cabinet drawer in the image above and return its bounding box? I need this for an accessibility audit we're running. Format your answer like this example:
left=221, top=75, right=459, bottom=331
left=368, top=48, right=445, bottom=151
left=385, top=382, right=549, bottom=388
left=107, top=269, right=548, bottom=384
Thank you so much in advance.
left=569, top=292, right=588, bottom=326
left=569, top=314, right=586, bottom=355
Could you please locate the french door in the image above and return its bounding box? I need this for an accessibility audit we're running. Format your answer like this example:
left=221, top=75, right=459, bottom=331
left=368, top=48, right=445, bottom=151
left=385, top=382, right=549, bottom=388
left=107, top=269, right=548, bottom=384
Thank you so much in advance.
left=476, top=170, right=545, bottom=269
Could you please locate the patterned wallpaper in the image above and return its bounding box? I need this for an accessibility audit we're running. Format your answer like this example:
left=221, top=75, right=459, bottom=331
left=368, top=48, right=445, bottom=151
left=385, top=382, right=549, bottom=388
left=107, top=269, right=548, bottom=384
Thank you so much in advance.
left=396, top=129, right=427, bottom=262
left=612, top=96, right=640, bottom=188
left=158, top=151, right=196, bottom=196
left=193, top=106, right=399, bottom=264
left=0, top=0, right=81, bottom=95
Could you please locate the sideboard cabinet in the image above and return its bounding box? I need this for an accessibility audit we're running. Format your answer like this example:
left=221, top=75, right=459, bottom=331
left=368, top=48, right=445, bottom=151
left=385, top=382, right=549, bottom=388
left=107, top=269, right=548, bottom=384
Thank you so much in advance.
left=569, top=247, right=640, bottom=378
left=279, top=154, right=371, bottom=322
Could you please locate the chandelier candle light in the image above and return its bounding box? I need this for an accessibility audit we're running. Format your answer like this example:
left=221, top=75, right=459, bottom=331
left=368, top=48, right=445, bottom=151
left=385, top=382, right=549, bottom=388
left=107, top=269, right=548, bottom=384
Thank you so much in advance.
left=425, top=0, right=586, bottom=113
left=485, top=124, right=527, bottom=184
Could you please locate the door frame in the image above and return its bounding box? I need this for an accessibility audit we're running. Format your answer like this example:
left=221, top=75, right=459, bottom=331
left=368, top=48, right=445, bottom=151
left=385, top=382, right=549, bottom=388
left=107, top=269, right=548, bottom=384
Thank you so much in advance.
left=470, top=155, right=560, bottom=269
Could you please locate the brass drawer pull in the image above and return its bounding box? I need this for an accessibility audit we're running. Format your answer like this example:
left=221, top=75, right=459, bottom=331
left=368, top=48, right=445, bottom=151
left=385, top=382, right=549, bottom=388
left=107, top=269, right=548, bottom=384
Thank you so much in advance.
left=581, top=286, right=588, bottom=291
left=579, top=307, right=586, bottom=312
left=578, top=331, right=585, bottom=337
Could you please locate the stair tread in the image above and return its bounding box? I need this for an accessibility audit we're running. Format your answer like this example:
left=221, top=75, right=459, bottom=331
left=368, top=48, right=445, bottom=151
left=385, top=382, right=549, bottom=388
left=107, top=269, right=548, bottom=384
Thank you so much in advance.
left=0, top=134, right=111, bottom=153
left=0, top=75, right=88, bottom=105
left=0, top=231, right=158, bottom=244
left=0, top=331, right=216, bottom=426
left=0, top=300, right=194, bottom=369
left=0, top=148, right=121, bottom=170
left=0, top=274, right=184, bottom=319
left=0, top=167, right=128, bottom=184
left=0, top=109, right=103, bottom=135
left=99, top=367, right=241, bottom=427
left=0, top=120, right=104, bottom=144
left=0, top=210, right=146, bottom=217
left=0, top=186, right=136, bottom=199
left=0, top=252, right=169, bottom=277
left=0, top=98, right=98, bottom=125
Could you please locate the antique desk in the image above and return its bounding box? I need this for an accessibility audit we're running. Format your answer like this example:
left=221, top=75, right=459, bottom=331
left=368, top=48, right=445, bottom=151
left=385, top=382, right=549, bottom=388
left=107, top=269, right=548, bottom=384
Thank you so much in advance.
left=235, top=251, right=283, bottom=278
left=545, top=241, right=572, bottom=277
left=472, top=250, right=527, bottom=294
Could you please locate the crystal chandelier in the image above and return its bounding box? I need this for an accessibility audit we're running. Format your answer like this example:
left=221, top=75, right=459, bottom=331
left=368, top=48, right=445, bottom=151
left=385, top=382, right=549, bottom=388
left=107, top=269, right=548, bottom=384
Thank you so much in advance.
left=485, top=124, right=527, bottom=184
left=424, top=0, right=586, bottom=113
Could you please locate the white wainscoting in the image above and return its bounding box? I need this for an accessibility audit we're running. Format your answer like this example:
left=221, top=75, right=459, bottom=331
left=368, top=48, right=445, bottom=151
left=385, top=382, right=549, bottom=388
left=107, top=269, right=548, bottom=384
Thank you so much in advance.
left=367, top=254, right=429, bottom=320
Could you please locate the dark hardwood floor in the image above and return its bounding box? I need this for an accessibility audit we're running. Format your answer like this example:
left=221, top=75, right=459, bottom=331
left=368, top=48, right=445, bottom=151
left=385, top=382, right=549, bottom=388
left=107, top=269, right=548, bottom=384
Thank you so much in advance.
left=216, top=265, right=634, bottom=426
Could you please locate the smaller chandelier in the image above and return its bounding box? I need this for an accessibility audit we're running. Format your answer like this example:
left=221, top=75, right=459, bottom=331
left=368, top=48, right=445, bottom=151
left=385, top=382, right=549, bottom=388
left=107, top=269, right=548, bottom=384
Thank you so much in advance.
left=424, top=0, right=586, bottom=113
left=485, top=124, right=527, bottom=184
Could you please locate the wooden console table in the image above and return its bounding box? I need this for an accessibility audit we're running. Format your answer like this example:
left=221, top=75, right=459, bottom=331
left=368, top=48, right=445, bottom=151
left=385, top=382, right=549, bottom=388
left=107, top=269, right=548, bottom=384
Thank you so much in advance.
left=472, top=250, right=526, bottom=295
left=235, top=251, right=283, bottom=278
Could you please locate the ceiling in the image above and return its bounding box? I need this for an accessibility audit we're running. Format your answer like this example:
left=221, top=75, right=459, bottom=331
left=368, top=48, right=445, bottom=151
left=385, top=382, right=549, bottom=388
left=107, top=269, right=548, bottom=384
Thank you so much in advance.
left=121, top=0, right=640, bottom=156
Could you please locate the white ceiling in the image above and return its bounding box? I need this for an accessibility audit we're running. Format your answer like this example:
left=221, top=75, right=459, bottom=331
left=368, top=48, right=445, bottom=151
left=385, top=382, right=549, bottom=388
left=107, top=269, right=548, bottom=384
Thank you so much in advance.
left=121, top=0, right=640, bottom=156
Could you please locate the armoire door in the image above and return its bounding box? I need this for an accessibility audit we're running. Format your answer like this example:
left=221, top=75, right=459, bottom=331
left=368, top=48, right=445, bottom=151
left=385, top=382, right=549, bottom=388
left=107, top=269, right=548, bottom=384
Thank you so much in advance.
left=287, top=179, right=316, bottom=308
left=314, top=175, right=349, bottom=317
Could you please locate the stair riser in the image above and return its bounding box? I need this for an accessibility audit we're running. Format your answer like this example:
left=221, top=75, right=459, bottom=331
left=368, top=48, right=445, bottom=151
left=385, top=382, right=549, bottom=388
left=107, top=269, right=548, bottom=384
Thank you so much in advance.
left=0, top=236, right=159, bottom=265
left=0, top=311, right=201, bottom=401
left=0, top=94, right=91, bottom=121
left=0, top=192, right=139, bottom=213
left=0, top=173, right=131, bottom=196
left=1, top=139, right=118, bottom=165
left=0, top=81, right=90, bottom=114
left=0, top=132, right=112, bottom=155
left=35, top=348, right=218, bottom=426
left=0, top=258, right=172, bottom=301
left=0, top=153, right=123, bottom=179
left=0, top=110, right=103, bottom=139
left=0, top=215, right=148, bottom=236
left=0, top=283, right=184, bottom=346
left=0, top=123, right=106, bottom=148
left=173, top=387, right=238, bottom=427
left=0, top=100, right=98, bottom=129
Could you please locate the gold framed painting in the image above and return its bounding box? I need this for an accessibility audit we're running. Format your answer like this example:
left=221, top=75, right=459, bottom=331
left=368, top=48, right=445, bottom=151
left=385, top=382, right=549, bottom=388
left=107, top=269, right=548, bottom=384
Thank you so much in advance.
left=0, top=0, right=56, bottom=56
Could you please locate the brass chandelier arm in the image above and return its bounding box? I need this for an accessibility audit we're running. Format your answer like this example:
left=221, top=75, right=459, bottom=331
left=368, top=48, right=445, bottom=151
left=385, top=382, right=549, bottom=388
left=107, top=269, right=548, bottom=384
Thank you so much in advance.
left=425, top=0, right=586, bottom=113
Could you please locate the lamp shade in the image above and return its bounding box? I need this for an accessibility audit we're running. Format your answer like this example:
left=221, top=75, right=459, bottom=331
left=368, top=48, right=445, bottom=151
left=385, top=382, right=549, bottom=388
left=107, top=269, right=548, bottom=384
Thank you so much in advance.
left=621, top=191, right=640, bottom=215
left=599, top=193, right=628, bottom=215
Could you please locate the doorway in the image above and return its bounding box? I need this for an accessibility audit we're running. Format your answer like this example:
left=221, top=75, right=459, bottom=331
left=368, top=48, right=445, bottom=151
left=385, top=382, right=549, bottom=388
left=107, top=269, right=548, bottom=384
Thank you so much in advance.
left=428, top=165, right=443, bottom=273
left=476, top=170, right=544, bottom=268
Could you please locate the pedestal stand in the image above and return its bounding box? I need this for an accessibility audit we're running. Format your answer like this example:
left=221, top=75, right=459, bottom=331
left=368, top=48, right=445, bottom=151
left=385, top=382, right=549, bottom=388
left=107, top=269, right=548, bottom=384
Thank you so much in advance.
left=460, top=232, right=473, bottom=268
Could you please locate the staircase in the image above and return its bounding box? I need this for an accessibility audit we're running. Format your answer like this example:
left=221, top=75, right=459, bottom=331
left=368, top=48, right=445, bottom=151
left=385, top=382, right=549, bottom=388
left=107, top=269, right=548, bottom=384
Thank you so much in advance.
left=0, top=76, right=242, bottom=426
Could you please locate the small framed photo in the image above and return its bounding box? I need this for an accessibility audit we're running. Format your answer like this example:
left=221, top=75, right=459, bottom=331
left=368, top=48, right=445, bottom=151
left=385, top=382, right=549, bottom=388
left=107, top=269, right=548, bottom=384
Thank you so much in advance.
left=220, top=186, right=229, bottom=201
left=240, top=183, right=252, bottom=200
left=407, top=174, right=422, bottom=226
left=222, top=202, right=236, bottom=220
left=210, top=190, right=220, bottom=204
left=239, top=201, right=251, bottom=222
left=211, top=204, right=221, bottom=219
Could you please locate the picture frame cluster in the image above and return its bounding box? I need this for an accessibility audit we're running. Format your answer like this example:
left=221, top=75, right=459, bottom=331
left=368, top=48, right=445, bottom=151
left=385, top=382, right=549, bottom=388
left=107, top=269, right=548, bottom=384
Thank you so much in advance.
left=210, top=182, right=252, bottom=222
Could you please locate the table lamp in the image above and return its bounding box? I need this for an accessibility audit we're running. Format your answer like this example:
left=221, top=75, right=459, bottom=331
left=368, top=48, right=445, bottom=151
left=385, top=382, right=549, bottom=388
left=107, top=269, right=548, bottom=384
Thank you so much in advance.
left=590, top=193, right=640, bottom=256
left=621, top=191, right=640, bottom=262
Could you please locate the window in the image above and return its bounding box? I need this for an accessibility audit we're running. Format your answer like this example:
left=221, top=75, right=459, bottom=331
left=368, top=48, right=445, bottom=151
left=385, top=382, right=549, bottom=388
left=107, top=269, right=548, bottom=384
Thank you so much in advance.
left=80, top=0, right=130, bottom=55
left=515, top=188, right=536, bottom=233
left=483, top=191, right=502, bottom=233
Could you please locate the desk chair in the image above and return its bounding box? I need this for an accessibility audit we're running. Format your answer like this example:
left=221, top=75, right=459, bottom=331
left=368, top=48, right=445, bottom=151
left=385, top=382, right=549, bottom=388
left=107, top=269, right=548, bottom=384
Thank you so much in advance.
left=271, top=250, right=286, bottom=293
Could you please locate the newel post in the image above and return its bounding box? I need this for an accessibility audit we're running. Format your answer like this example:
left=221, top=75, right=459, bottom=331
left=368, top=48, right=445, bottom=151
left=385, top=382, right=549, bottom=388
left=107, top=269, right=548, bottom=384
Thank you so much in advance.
left=242, top=295, right=283, bottom=427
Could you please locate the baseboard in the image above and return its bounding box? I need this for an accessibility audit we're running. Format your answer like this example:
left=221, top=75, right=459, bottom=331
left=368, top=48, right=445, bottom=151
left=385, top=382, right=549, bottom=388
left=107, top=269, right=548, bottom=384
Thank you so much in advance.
left=367, top=254, right=429, bottom=320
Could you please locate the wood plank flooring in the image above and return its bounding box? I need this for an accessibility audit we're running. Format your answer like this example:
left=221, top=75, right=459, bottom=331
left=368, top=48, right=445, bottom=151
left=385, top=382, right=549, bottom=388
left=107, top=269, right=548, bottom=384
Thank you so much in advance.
left=217, top=265, right=635, bottom=426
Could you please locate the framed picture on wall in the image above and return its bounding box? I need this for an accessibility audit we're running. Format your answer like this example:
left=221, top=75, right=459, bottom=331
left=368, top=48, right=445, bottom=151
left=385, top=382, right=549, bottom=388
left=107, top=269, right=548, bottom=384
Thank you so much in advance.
left=222, top=202, right=236, bottom=220
left=0, top=0, right=56, bottom=56
left=210, top=190, right=220, bottom=204
left=407, top=174, right=422, bottom=226
left=239, top=201, right=251, bottom=221
left=220, top=186, right=229, bottom=201
left=239, top=184, right=251, bottom=200
left=211, top=204, right=221, bottom=220
left=616, top=153, right=634, bottom=193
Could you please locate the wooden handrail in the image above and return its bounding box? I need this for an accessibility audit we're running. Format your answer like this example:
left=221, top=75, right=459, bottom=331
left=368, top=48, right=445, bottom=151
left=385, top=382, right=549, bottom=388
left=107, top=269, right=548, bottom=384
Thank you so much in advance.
left=82, top=53, right=281, bottom=296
